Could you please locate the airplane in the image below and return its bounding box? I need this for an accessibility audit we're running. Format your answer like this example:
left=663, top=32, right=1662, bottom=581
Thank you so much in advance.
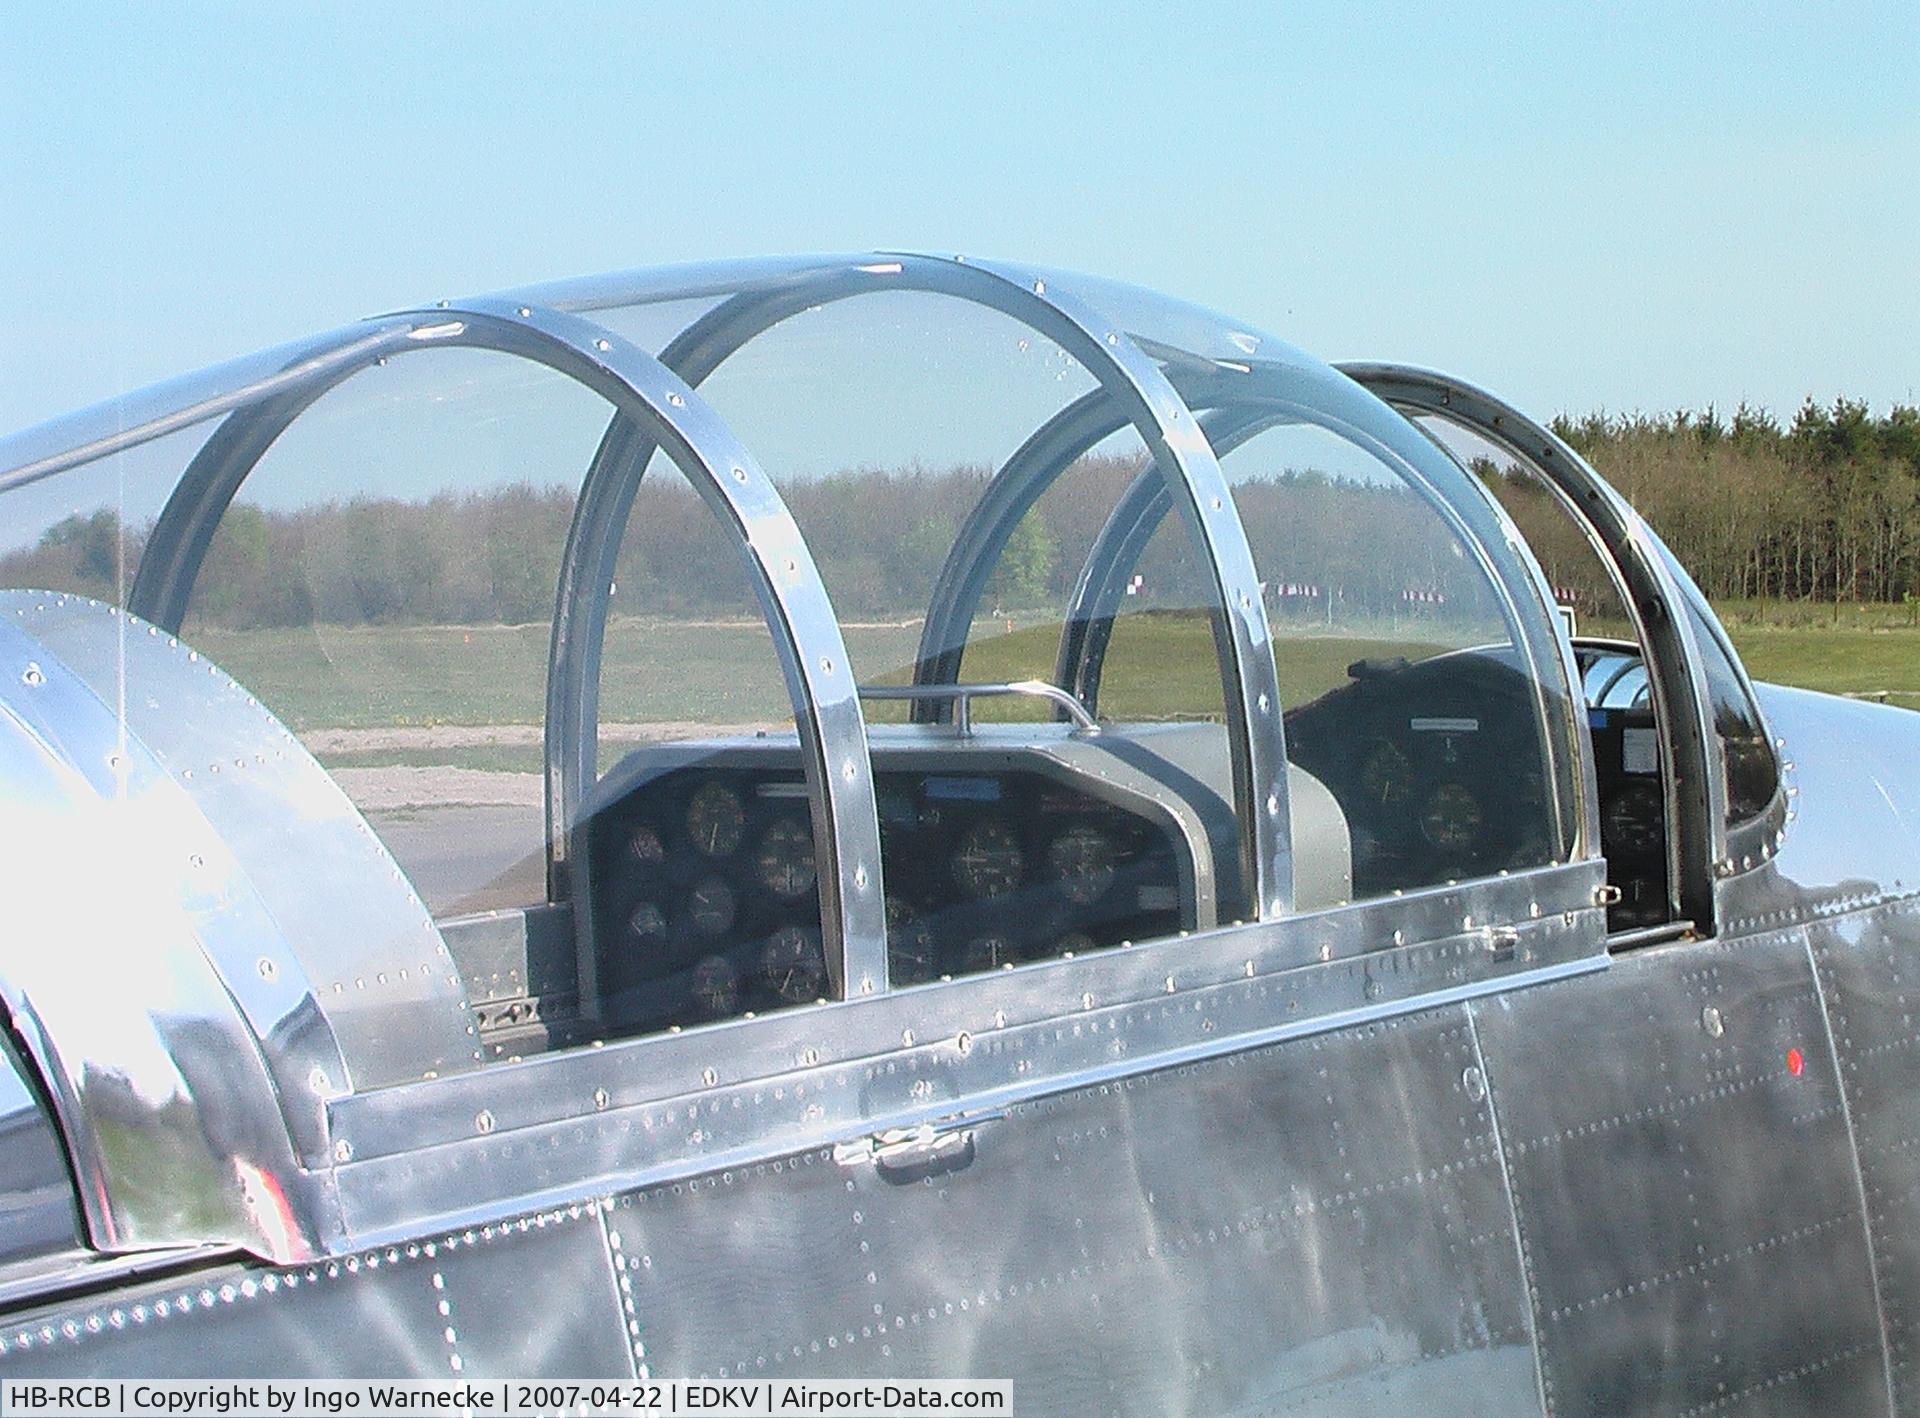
left=0, top=252, right=1913, bottom=1415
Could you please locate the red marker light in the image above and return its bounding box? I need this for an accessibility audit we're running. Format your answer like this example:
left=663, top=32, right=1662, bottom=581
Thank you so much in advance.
left=1787, top=1047, right=1805, bottom=1077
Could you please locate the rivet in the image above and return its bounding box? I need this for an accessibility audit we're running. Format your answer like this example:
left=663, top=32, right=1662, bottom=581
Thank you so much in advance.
left=1081, top=992, right=1094, bottom=1010
left=955, top=1031, right=972, bottom=1055
left=333, top=1139, right=353, bottom=1163
left=1258, top=694, right=1271, bottom=715
left=256, top=957, right=277, bottom=981
left=517, top=307, right=531, bottom=317
left=854, top=865, right=868, bottom=889
left=1701, top=1005, right=1724, bottom=1039
left=1266, top=793, right=1280, bottom=815
left=1032, top=278, right=1046, bottom=295
left=668, top=392, right=685, bottom=407
left=475, top=1110, right=495, bottom=1135
left=842, top=760, right=857, bottom=781
left=732, top=467, right=748, bottom=483
left=820, top=657, right=834, bottom=674
left=594, top=338, right=611, bottom=352
left=1462, top=1066, right=1487, bottom=1103
left=593, top=1088, right=610, bottom=1111
left=1164, top=975, right=1176, bottom=994
left=702, top=1068, right=718, bottom=1087
left=802, top=1048, right=819, bottom=1067
left=20, top=663, right=42, bottom=687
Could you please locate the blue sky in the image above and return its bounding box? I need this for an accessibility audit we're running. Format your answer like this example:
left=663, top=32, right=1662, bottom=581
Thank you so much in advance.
left=1, top=2, right=1914, bottom=437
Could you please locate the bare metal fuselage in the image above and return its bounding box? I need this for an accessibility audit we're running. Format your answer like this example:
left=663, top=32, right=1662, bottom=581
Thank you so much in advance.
left=0, top=256, right=1911, bottom=1416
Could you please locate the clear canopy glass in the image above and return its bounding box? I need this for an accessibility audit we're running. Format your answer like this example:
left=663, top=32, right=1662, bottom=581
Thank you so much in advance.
left=0, top=253, right=1594, bottom=1074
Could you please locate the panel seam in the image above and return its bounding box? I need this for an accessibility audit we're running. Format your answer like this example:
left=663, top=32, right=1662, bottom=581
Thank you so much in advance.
left=1803, top=928, right=1897, bottom=1416
left=1465, top=1000, right=1552, bottom=1418
left=593, top=1198, right=643, bottom=1381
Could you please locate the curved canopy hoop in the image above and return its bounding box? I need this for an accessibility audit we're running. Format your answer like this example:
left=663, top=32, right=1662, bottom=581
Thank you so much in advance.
left=547, top=255, right=1293, bottom=919
left=1337, top=362, right=1726, bottom=920
left=129, top=299, right=891, bottom=996
left=1052, top=402, right=1284, bottom=712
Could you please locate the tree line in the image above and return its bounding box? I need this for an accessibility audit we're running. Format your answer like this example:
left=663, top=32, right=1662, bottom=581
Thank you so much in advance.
left=5, top=396, right=1914, bottom=628
left=1545, top=398, right=1920, bottom=604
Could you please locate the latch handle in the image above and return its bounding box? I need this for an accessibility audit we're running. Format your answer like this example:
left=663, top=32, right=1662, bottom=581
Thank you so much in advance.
left=833, top=1110, right=1005, bottom=1171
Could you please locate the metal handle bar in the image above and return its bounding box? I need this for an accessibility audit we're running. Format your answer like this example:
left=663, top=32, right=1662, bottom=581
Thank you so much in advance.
left=857, top=680, right=1099, bottom=734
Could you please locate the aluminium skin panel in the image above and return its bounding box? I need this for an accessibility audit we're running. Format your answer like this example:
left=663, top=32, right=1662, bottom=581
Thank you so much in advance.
left=0, top=1203, right=634, bottom=1379
left=603, top=1004, right=1540, bottom=1415
left=0, top=1004, right=1542, bottom=1411
left=0, top=913, right=1905, bottom=1417
left=1810, top=900, right=1920, bottom=1415
left=1474, top=929, right=1889, bottom=1416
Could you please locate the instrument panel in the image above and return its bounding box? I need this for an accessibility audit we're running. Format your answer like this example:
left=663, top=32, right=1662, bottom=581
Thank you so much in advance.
left=1286, top=650, right=1557, bottom=897
left=586, top=754, right=1186, bottom=1037
left=1576, top=643, right=1671, bottom=929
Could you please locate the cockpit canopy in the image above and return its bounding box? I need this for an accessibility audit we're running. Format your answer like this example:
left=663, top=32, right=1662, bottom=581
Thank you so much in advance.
left=0, top=254, right=1625, bottom=1263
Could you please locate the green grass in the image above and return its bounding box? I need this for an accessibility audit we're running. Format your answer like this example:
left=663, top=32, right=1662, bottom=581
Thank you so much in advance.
left=1696, top=600, right=1920, bottom=701
left=317, top=743, right=549, bottom=774
left=1726, top=625, right=1920, bottom=700
left=196, top=616, right=916, bottom=733
left=192, top=601, right=1920, bottom=746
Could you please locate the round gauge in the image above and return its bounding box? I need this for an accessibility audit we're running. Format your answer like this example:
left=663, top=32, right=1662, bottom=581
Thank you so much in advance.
left=756, top=818, right=817, bottom=899
left=1054, top=931, right=1096, bottom=956
left=961, top=933, right=1018, bottom=973
left=626, top=900, right=667, bottom=943
left=1047, top=826, right=1117, bottom=905
left=886, top=897, right=939, bottom=984
left=1603, top=780, right=1664, bottom=856
left=628, top=823, right=667, bottom=866
left=1361, top=740, right=1415, bottom=807
left=691, top=954, right=738, bottom=1017
left=686, top=781, right=746, bottom=858
left=1420, top=783, right=1484, bottom=852
left=953, top=819, right=1024, bottom=899
left=686, top=876, right=737, bottom=938
left=761, top=925, right=826, bottom=1003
